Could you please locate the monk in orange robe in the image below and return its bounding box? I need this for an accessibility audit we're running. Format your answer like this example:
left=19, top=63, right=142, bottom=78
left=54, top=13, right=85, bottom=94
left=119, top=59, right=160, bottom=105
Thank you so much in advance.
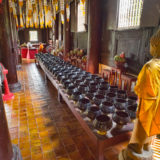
left=119, top=29, right=160, bottom=159
left=38, top=43, right=44, bottom=52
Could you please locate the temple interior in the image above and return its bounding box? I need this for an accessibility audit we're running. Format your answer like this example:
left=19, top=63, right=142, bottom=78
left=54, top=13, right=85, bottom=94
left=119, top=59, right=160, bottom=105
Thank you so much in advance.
left=0, top=0, right=160, bottom=160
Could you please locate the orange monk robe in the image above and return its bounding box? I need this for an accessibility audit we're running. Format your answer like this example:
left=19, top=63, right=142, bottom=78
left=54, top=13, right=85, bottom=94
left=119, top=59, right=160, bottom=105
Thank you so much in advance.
left=39, top=44, right=44, bottom=52
left=134, top=58, right=160, bottom=137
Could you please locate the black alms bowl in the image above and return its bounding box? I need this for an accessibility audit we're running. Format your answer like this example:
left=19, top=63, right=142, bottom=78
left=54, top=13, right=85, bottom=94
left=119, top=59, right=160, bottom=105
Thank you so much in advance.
left=77, top=98, right=91, bottom=111
left=99, top=81, right=109, bottom=89
left=67, top=85, right=76, bottom=96
left=127, top=96, right=137, bottom=105
left=100, top=101, right=115, bottom=114
left=127, top=104, right=137, bottom=120
left=98, top=87, right=108, bottom=95
left=85, top=89, right=97, bottom=100
left=109, top=85, right=118, bottom=93
left=106, top=92, right=116, bottom=103
left=115, top=98, right=127, bottom=110
left=78, top=84, right=89, bottom=93
left=93, top=115, right=112, bottom=133
left=71, top=91, right=84, bottom=102
left=112, top=111, right=130, bottom=126
left=117, top=90, right=126, bottom=99
left=93, top=94, right=106, bottom=105
left=87, top=106, right=101, bottom=120
left=89, top=82, right=99, bottom=89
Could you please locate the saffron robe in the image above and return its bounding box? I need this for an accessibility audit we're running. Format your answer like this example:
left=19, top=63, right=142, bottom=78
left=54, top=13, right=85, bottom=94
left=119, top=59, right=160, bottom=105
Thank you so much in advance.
left=134, top=58, right=160, bottom=137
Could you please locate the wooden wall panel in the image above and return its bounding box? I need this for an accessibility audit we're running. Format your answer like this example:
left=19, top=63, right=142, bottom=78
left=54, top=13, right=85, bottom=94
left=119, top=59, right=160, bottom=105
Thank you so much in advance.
left=141, top=0, right=160, bottom=27
left=70, top=1, right=77, bottom=32
left=100, top=0, right=160, bottom=74
left=18, top=29, right=47, bottom=44
left=77, top=32, right=88, bottom=49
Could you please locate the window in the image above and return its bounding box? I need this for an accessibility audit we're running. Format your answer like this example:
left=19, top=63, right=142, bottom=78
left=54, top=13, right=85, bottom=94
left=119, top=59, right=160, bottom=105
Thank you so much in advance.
left=118, top=0, right=143, bottom=29
left=77, top=2, right=85, bottom=32
left=29, top=31, right=38, bottom=42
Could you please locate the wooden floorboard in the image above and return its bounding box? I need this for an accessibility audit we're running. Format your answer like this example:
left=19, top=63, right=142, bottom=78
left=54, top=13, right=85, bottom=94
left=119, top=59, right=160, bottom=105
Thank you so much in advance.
left=4, top=61, right=130, bottom=160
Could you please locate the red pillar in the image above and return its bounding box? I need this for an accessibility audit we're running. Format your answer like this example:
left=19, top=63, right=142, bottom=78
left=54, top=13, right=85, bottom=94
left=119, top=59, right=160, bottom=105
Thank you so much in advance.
left=87, top=0, right=102, bottom=74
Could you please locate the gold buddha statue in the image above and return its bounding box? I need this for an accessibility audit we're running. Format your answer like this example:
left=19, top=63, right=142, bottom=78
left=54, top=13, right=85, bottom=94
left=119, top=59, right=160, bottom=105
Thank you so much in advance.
left=119, top=28, right=160, bottom=160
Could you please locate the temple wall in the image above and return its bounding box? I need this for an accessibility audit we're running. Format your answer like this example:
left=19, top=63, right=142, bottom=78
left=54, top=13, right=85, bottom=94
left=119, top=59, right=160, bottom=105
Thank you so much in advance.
left=100, top=0, right=160, bottom=74
left=68, top=0, right=160, bottom=73
left=18, top=28, right=49, bottom=44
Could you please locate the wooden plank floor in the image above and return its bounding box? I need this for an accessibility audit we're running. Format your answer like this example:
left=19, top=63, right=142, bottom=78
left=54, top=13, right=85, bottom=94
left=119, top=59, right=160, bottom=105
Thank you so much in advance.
left=4, top=61, right=129, bottom=160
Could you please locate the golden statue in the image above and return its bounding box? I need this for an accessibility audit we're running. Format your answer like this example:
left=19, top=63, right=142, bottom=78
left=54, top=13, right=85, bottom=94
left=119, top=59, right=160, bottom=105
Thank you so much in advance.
left=119, top=29, right=160, bottom=160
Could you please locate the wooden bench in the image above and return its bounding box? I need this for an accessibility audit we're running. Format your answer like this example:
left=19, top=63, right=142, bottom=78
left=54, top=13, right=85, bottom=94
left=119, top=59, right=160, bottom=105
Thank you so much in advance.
left=120, top=74, right=137, bottom=93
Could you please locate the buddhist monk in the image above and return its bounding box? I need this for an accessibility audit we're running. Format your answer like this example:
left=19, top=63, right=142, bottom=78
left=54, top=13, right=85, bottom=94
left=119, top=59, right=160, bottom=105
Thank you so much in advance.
left=119, top=28, right=160, bottom=160
left=38, top=43, right=44, bottom=52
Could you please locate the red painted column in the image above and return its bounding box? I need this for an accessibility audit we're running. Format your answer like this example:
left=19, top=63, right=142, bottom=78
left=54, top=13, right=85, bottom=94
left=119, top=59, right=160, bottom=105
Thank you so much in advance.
left=0, top=0, right=21, bottom=92
left=87, top=0, right=102, bottom=74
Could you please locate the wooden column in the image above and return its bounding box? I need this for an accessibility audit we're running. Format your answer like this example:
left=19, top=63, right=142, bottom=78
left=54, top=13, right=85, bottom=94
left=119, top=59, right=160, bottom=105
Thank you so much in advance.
left=55, top=14, right=59, bottom=40
left=87, top=0, right=102, bottom=74
left=0, top=88, right=13, bottom=160
left=10, top=14, right=20, bottom=68
left=58, top=13, right=63, bottom=43
left=46, top=28, right=50, bottom=43
left=0, top=0, right=21, bottom=92
left=63, top=4, right=71, bottom=59
left=61, top=23, right=63, bottom=41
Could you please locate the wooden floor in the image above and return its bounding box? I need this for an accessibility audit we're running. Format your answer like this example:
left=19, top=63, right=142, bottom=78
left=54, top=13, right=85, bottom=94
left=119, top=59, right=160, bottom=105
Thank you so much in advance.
left=4, top=61, right=129, bottom=160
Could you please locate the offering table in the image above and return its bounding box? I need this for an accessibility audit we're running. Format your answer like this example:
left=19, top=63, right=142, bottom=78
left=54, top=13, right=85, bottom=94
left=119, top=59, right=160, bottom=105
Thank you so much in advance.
left=38, top=59, right=134, bottom=160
